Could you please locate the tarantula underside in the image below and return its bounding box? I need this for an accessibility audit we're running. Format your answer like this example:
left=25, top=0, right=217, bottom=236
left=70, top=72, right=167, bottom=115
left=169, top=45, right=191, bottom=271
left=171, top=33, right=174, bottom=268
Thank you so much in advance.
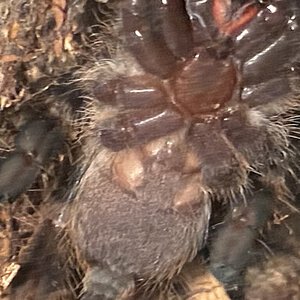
left=85, top=0, right=300, bottom=200
left=1, top=0, right=300, bottom=299
left=67, top=0, right=300, bottom=298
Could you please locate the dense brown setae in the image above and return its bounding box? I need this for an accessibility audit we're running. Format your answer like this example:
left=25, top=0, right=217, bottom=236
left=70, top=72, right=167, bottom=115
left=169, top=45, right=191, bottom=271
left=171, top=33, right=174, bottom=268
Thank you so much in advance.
left=1, top=0, right=300, bottom=299
left=65, top=0, right=300, bottom=298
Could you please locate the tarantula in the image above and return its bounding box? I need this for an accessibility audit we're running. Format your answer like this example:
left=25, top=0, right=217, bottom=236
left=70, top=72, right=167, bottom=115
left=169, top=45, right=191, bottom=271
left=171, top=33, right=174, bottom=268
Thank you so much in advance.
left=1, top=0, right=300, bottom=299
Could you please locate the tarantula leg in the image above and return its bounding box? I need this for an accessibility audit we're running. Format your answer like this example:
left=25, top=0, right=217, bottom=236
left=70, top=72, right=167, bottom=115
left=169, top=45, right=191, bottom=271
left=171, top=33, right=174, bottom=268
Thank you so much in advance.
left=209, top=189, right=273, bottom=288
left=0, top=152, right=39, bottom=202
left=153, top=0, right=194, bottom=58
left=100, top=107, right=185, bottom=151
left=242, top=30, right=300, bottom=86
left=188, top=123, right=244, bottom=190
left=122, top=0, right=179, bottom=78
left=9, top=220, right=73, bottom=299
left=81, top=266, right=134, bottom=300
left=15, top=119, right=63, bottom=164
left=221, top=109, right=270, bottom=164
left=94, top=75, right=166, bottom=109
left=241, top=77, right=293, bottom=108
left=0, top=119, right=63, bottom=202
left=212, top=0, right=258, bottom=35
left=185, top=0, right=216, bottom=44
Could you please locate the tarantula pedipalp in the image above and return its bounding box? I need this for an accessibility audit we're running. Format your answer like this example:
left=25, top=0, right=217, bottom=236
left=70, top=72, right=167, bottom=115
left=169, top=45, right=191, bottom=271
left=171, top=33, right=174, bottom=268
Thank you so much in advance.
left=62, top=0, right=300, bottom=298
